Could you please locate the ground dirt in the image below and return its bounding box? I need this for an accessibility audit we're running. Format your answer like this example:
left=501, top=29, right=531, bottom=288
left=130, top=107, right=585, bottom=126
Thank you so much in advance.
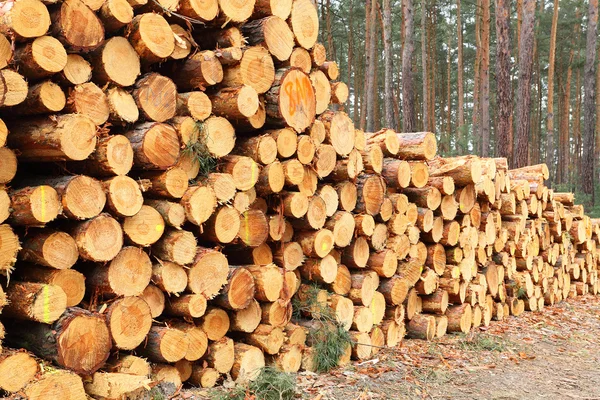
left=175, top=295, right=600, bottom=400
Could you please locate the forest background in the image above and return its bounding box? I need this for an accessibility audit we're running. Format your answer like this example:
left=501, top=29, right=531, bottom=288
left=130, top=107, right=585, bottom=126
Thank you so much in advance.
left=315, top=0, right=599, bottom=210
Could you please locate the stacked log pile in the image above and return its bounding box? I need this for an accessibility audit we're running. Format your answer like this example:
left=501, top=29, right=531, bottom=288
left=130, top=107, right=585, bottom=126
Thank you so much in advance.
left=0, top=0, right=599, bottom=397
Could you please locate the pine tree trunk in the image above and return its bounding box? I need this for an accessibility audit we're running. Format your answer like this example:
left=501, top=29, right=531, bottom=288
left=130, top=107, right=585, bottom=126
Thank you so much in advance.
left=480, top=0, right=491, bottom=156
left=383, top=0, right=394, bottom=128
left=402, top=0, right=415, bottom=132
left=545, top=0, right=559, bottom=181
left=514, top=0, right=536, bottom=168
left=456, top=0, right=464, bottom=151
left=496, top=0, right=512, bottom=162
left=421, top=0, right=428, bottom=130
left=582, top=0, right=598, bottom=202
left=365, top=0, right=377, bottom=132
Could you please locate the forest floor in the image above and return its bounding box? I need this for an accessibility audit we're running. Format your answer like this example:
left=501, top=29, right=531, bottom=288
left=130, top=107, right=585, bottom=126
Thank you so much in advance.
left=178, top=295, right=600, bottom=400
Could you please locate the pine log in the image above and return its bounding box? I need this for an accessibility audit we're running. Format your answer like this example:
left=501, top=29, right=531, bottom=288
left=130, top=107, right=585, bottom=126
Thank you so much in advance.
left=310, top=70, right=332, bottom=114
left=187, top=247, right=229, bottom=298
left=342, top=236, right=369, bottom=268
left=56, top=54, right=92, bottom=85
left=133, top=73, right=177, bottom=122
left=289, top=0, right=319, bottom=49
left=171, top=321, right=208, bottom=362
left=177, top=0, right=218, bottom=21
left=446, top=303, right=473, bottom=333
left=8, top=186, right=60, bottom=226
left=355, top=175, right=386, bottom=216
left=0, top=69, right=27, bottom=106
left=145, top=199, right=185, bottom=230
left=71, top=213, right=123, bottom=262
left=127, top=13, right=174, bottom=63
left=99, top=0, right=134, bottom=32
left=265, top=68, right=316, bottom=133
left=84, top=372, right=151, bottom=400
left=126, top=122, right=180, bottom=170
left=6, top=307, right=111, bottom=374
left=172, top=50, right=223, bottom=90
left=243, top=16, right=294, bottom=61
left=105, top=87, right=139, bottom=125
left=122, top=205, right=165, bottom=246
left=199, top=307, right=230, bottom=341
left=7, top=114, right=97, bottom=161
left=244, top=263, right=284, bottom=302
left=0, top=350, right=39, bottom=393
left=11, top=81, right=65, bottom=117
left=231, top=343, right=265, bottom=383
left=18, top=230, right=77, bottom=270
left=140, top=284, right=165, bottom=318
left=406, top=314, right=436, bottom=340
left=101, top=176, right=144, bottom=217
left=85, top=246, right=152, bottom=297
left=0, top=0, right=50, bottom=41
left=51, top=0, right=104, bottom=50
left=138, top=325, right=188, bottom=363
left=103, top=296, right=152, bottom=350
left=214, top=267, right=256, bottom=310
left=14, top=266, right=85, bottom=307
left=90, top=37, right=140, bottom=87
left=349, top=270, right=379, bottom=306
left=0, top=224, right=20, bottom=272
left=21, top=369, right=86, bottom=399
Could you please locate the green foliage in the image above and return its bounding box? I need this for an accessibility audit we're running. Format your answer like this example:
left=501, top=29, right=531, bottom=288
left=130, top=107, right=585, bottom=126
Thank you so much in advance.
left=210, top=368, right=296, bottom=400
left=292, top=284, right=353, bottom=373
left=182, top=121, right=217, bottom=179
left=459, top=334, right=509, bottom=352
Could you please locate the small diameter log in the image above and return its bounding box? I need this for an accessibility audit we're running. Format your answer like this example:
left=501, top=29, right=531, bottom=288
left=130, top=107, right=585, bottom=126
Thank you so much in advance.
left=140, top=167, right=189, bottom=199
left=342, top=236, right=370, bottom=269
left=200, top=206, right=241, bottom=244
left=187, top=247, right=229, bottom=298
left=19, top=230, right=78, bottom=270
left=140, top=284, right=165, bottom=318
left=178, top=0, right=218, bottom=21
left=0, top=0, right=50, bottom=41
left=170, top=322, right=208, bottom=362
left=22, top=369, right=86, bottom=400
left=106, top=87, right=139, bottom=125
left=218, top=156, right=260, bottom=192
left=151, top=260, right=187, bottom=294
left=84, top=373, right=151, bottom=400
left=12, top=80, right=66, bottom=116
left=245, top=264, right=284, bottom=302
left=349, top=270, right=379, bottom=306
left=102, top=176, right=144, bottom=218
left=368, top=249, right=398, bottom=278
left=0, top=148, right=16, bottom=186
left=9, top=186, right=60, bottom=226
left=177, top=91, right=211, bottom=121
left=230, top=299, right=262, bottom=333
left=7, top=114, right=97, bottom=162
left=350, top=331, right=371, bottom=360
left=282, top=47, right=312, bottom=73
left=99, top=0, right=134, bottom=32
left=244, top=324, right=285, bottom=355
left=127, top=14, right=174, bottom=64
left=214, top=267, right=256, bottom=310
left=90, top=37, right=140, bottom=88
left=356, top=175, right=387, bottom=216
left=265, top=68, right=316, bottom=133
left=190, top=366, right=219, bottom=388
left=126, top=122, right=180, bottom=170
left=56, top=54, right=92, bottom=85
left=0, top=350, right=40, bottom=393
left=0, top=224, right=20, bottom=271
left=122, top=205, right=165, bottom=247
left=216, top=0, right=254, bottom=23
left=181, top=185, right=217, bottom=226
left=232, top=343, right=265, bottom=383
left=51, top=0, right=104, bottom=50
left=71, top=134, right=134, bottom=177
left=310, top=70, right=332, bottom=115
left=164, top=294, right=207, bottom=319
left=71, top=213, right=123, bottom=262
left=261, top=299, right=292, bottom=326
left=312, top=144, right=337, bottom=178
left=331, top=264, right=352, bottom=295
left=331, top=81, right=349, bottom=104
left=428, top=156, right=482, bottom=186
left=1, top=69, right=27, bottom=107
left=407, top=314, right=436, bottom=340
left=138, top=326, right=188, bottom=363
left=105, top=355, right=151, bottom=376
left=319, top=110, right=355, bottom=156
left=289, top=0, right=319, bottom=49
left=151, top=364, right=181, bottom=387
left=172, top=50, right=223, bottom=90
left=85, top=246, right=152, bottom=297
left=145, top=199, right=185, bottom=229
left=6, top=307, right=112, bottom=375
left=3, top=282, right=66, bottom=323
left=242, top=16, right=294, bottom=61
left=14, top=266, right=85, bottom=307
left=64, top=82, right=110, bottom=126
left=420, top=290, right=449, bottom=315
left=325, top=211, right=356, bottom=247
left=296, top=228, right=334, bottom=258
left=379, top=275, right=410, bottom=305
left=252, top=0, right=292, bottom=19
left=199, top=307, right=230, bottom=341
left=238, top=209, right=269, bottom=247
left=152, top=229, right=196, bottom=266
left=300, top=255, right=338, bottom=284
left=268, top=344, right=302, bottom=373
left=446, top=303, right=473, bottom=333
left=395, top=132, right=437, bottom=160
left=103, top=296, right=152, bottom=350
left=133, top=73, right=177, bottom=122
left=233, top=134, right=278, bottom=165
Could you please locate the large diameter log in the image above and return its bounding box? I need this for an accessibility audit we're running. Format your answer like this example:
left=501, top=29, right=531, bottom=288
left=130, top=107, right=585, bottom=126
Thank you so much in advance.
left=14, top=266, right=85, bottom=307
left=216, top=0, right=255, bottom=23
left=252, top=0, right=292, bottom=19
left=51, top=0, right=104, bottom=51
left=9, top=186, right=60, bottom=226
left=133, top=73, right=177, bottom=122
left=187, top=247, right=229, bottom=298
left=289, top=0, right=319, bottom=49
left=138, top=326, right=188, bottom=363
left=177, top=0, right=218, bottom=21
left=90, top=36, right=140, bottom=87
left=71, top=213, right=123, bottom=262
left=265, top=68, right=316, bottom=133
left=85, top=246, right=152, bottom=297
left=19, top=230, right=78, bottom=270
left=37, top=175, right=106, bottom=220
left=172, top=50, right=223, bottom=90
left=6, top=307, right=111, bottom=374
left=0, top=0, right=51, bottom=41
left=13, top=36, right=67, bottom=80
left=243, top=16, right=294, bottom=61
left=127, top=13, right=174, bottom=63
left=126, top=122, right=180, bottom=170
left=7, top=114, right=97, bottom=161
left=3, top=282, right=66, bottom=323
left=104, top=296, right=152, bottom=350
